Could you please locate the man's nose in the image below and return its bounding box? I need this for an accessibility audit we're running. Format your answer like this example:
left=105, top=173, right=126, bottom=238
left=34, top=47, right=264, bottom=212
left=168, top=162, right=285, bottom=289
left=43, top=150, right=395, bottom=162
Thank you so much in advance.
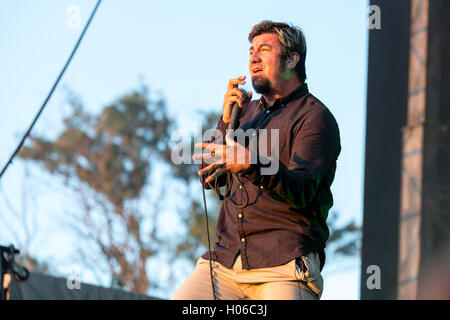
left=250, top=51, right=261, bottom=64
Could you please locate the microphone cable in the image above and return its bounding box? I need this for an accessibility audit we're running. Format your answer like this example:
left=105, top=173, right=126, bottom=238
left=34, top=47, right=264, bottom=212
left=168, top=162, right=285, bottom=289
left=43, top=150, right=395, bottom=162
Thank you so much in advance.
left=201, top=175, right=217, bottom=300
left=200, top=102, right=250, bottom=300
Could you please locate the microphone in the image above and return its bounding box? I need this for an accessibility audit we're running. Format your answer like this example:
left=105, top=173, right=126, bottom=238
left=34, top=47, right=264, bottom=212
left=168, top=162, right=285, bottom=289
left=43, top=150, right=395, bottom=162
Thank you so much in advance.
left=229, top=101, right=241, bottom=130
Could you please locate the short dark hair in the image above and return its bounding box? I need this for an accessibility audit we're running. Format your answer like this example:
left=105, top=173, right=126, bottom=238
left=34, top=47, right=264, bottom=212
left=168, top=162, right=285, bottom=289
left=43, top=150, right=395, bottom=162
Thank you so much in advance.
left=248, top=20, right=307, bottom=82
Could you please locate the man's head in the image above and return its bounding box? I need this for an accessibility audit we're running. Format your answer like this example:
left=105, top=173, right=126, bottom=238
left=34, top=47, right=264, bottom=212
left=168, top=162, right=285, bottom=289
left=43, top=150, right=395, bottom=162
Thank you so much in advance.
left=248, top=20, right=307, bottom=95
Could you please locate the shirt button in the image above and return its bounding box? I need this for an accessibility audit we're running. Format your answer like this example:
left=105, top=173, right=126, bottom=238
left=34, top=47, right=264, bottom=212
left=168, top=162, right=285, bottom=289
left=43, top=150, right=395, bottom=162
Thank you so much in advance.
left=241, top=237, right=246, bottom=242
left=238, top=213, right=243, bottom=219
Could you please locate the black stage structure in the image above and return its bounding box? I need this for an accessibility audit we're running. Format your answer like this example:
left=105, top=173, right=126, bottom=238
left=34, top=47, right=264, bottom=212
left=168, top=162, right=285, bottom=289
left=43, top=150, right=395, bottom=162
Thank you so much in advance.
left=361, top=0, right=450, bottom=300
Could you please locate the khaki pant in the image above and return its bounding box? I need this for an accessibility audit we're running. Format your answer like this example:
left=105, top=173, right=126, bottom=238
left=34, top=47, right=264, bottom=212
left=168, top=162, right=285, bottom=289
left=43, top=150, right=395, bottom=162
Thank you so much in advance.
left=172, top=252, right=323, bottom=300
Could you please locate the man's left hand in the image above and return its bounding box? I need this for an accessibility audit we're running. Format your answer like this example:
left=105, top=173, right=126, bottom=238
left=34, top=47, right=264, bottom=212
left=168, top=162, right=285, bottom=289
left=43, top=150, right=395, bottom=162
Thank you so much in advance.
left=193, top=134, right=251, bottom=183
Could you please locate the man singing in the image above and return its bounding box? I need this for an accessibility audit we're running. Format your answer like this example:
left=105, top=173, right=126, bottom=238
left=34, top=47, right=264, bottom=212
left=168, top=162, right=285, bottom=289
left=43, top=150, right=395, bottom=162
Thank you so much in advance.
left=172, top=20, right=341, bottom=300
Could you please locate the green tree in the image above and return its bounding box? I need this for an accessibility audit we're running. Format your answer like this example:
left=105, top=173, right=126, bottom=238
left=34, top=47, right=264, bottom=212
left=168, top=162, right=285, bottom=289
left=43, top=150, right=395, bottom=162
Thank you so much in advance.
left=18, top=85, right=173, bottom=293
left=168, top=111, right=221, bottom=263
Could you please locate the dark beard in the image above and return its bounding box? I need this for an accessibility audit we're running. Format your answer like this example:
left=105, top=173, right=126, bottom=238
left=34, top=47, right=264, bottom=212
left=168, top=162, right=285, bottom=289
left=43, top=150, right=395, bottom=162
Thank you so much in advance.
left=251, top=75, right=271, bottom=94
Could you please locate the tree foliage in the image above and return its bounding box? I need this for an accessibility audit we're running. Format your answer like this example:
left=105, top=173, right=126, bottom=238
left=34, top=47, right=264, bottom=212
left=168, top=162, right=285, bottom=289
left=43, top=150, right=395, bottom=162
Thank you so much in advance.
left=19, top=85, right=173, bottom=293
left=167, top=110, right=221, bottom=263
left=327, top=212, right=361, bottom=256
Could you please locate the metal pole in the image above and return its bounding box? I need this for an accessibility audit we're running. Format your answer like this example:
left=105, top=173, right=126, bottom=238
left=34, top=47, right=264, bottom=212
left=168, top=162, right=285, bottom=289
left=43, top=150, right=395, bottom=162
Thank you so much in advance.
left=397, top=0, right=429, bottom=300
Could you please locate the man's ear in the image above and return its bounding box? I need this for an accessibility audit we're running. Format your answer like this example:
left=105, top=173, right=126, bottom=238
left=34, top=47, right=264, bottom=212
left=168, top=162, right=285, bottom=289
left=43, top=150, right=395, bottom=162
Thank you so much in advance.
left=287, top=52, right=300, bottom=69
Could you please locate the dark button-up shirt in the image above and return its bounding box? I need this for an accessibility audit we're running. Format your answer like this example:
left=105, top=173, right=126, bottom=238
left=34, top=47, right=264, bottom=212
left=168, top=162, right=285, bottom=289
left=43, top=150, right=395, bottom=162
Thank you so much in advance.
left=201, top=83, right=341, bottom=271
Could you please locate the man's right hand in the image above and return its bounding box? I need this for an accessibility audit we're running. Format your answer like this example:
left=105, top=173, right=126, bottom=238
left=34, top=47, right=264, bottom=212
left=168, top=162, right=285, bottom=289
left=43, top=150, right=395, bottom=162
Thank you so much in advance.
left=223, top=76, right=252, bottom=124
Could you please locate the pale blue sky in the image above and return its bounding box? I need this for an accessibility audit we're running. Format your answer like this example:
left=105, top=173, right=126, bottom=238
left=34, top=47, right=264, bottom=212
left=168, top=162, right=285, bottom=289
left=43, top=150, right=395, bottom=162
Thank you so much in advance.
left=0, top=0, right=368, bottom=299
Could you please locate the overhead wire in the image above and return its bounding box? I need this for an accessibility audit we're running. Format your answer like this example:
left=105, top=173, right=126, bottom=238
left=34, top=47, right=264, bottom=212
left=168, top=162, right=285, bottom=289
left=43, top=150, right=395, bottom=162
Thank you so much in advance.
left=0, top=0, right=102, bottom=181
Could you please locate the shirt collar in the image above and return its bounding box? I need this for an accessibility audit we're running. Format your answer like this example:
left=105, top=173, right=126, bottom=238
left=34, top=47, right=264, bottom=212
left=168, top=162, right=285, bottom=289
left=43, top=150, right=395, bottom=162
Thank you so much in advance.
left=259, top=82, right=309, bottom=110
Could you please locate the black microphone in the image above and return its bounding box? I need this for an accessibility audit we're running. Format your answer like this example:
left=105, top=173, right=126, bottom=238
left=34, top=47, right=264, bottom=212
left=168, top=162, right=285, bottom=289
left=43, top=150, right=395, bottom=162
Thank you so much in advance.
left=229, top=101, right=241, bottom=130
left=229, top=88, right=248, bottom=130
